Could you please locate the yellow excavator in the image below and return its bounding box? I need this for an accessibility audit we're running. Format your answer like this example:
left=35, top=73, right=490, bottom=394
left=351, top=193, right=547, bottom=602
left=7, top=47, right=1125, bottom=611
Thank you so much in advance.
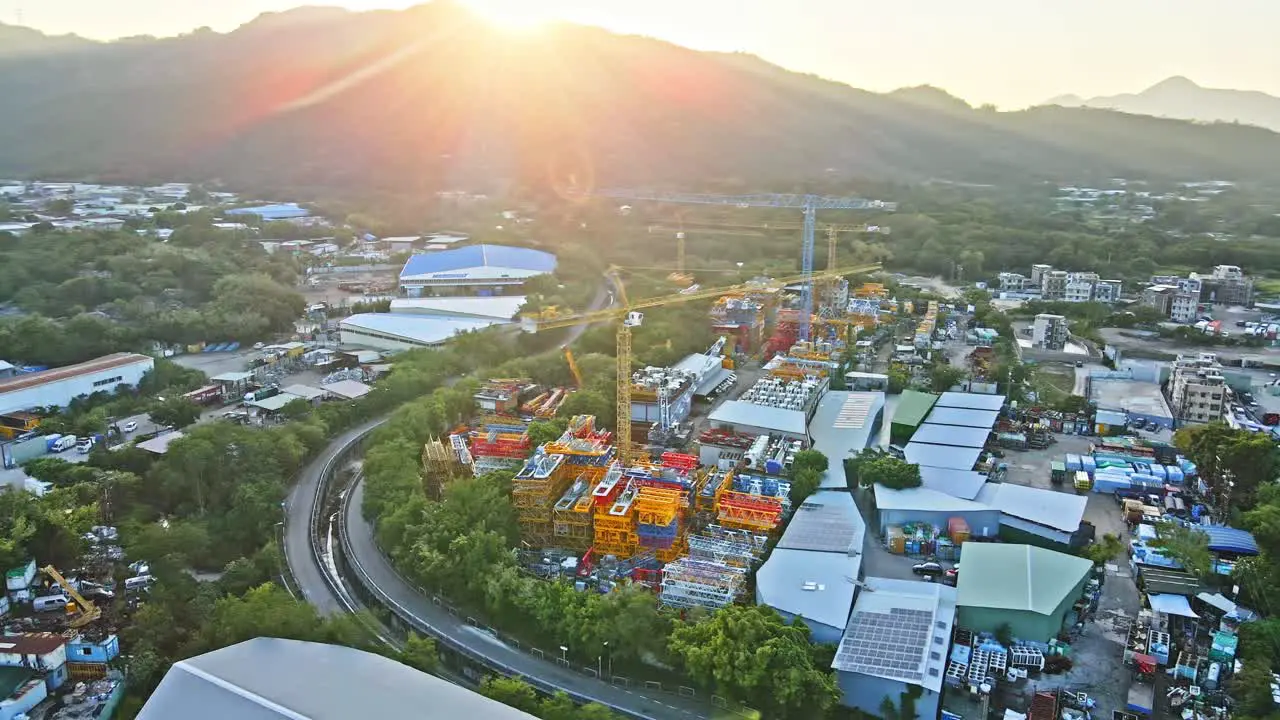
left=41, top=566, right=101, bottom=629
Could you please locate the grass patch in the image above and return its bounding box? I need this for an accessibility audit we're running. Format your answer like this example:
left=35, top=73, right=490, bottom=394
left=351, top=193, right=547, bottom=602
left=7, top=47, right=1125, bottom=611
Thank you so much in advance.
left=1032, top=366, right=1077, bottom=405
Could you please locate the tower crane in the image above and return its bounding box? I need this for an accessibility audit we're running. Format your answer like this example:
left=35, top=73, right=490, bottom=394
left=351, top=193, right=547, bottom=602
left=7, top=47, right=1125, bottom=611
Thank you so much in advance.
left=41, top=565, right=101, bottom=628
left=595, top=189, right=896, bottom=342
left=522, top=263, right=881, bottom=463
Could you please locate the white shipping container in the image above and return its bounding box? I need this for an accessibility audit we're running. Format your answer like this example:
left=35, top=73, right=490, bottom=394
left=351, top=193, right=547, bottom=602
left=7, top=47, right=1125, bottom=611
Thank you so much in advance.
left=5, top=559, right=36, bottom=591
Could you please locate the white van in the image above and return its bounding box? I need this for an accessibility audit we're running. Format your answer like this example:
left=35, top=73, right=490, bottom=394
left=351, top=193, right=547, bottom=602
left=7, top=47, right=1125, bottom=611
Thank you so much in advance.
left=32, top=594, right=68, bottom=613
left=124, top=575, right=154, bottom=592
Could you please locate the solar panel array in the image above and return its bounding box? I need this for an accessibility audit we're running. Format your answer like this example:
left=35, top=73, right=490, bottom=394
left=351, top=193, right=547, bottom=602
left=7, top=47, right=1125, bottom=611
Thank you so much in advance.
left=834, top=607, right=932, bottom=681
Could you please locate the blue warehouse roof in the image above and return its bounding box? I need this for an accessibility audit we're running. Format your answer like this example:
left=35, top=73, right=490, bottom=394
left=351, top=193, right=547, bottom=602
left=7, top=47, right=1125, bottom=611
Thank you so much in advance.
left=400, top=245, right=557, bottom=278
left=1198, top=526, right=1259, bottom=556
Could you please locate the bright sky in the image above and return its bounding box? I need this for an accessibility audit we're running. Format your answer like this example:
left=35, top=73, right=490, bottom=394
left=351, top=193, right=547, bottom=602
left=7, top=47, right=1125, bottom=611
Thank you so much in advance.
left=8, top=0, right=1279, bottom=108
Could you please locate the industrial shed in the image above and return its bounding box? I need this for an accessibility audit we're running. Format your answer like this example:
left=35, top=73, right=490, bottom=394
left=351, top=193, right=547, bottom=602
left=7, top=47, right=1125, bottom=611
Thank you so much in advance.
left=398, top=244, right=556, bottom=296
left=338, top=313, right=507, bottom=352
left=873, top=486, right=1000, bottom=537
left=904, top=442, right=982, bottom=471
left=909, top=423, right=991, bottom=449
left=809, top=391, right=885, bottom=489
left=956, top=544, right=1093, bottom=642
left=832, top=578, right=957, bottom=719
left=935, top=392, right=1006, bottom=411
left=890, top=390, right=938, bottom=442
left=708, top=401, right=808, bottom=443
left=756, top=549, right=862, bottom=645
left=917, top=467, right=988, bottom=500
left=975, top=483, right=1088, bottom=549
left=923, top=406, right=1000, bottom=429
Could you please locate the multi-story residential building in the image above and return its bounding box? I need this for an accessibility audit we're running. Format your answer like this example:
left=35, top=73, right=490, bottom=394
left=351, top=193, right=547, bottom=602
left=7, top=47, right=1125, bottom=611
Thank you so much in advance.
left=1168, top=354, right=1227, bottom=424
left=1093, top=280, right=1122, bottom=303
left=1031, top=314, right=1069, bottom=350
left=1030, top=265, right=1053, bottom=288
left=1170, top=291, right=1199, bottom=323
left=1041, top=271, right=1068, bottom=300
left=1142, top=285, right=1175, bottom=316
left=1064, top=280, right=1095, bottom=303
left=998, top=272, right=1031, bottom=292
left=1199, top=265, right=1254, bottom=307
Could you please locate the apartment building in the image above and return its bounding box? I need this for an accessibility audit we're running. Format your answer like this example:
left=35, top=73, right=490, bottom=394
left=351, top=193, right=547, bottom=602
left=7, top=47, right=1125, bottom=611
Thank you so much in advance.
left=1200, top=265, right=1254, bottom=307
left=998, top=272, right=1032, bottom=292
left=1031, top=314, right=1069, bottom=350
left=1093, top=280, right=1122, bottom=303
left=1041, top=271, right=1068, bottom=300
left=1030, top=265, right=1053, bottom=287
left=1168, top=354, right=1227, bottom=424
left=1170, top=291, right=1199, bottom=323
left=1065, top=280, right=1095, bottom=303
left=1142, top=285, right=1175, bottom=316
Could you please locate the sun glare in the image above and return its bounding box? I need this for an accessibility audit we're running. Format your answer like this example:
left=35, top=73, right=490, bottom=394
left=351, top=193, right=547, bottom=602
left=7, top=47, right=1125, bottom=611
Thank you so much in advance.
left=461, top=0, right=564, bottom=32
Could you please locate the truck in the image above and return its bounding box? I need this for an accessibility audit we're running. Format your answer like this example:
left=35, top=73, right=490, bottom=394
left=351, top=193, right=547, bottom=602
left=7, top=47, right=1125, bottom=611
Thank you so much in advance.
left=47, top=434, right=77, bottom=453
left=76, top=434, right=104, bottom=454
left=244, top=387, right=280, bottom=403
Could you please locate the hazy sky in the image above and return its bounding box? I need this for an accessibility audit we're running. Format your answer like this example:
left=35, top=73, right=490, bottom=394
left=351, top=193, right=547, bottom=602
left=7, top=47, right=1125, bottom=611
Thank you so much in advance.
left=8, top=0, right=1279, bottom=108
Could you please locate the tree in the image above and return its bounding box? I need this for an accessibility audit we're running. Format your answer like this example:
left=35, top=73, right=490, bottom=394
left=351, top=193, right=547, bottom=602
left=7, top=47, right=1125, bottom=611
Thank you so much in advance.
left=1175, top=423, right=1279, bottom=512
left=1150, top=522, right=1211, bottom=578
left=526, top=420, right=564, bottom=447
left=859, top=456, right=921, bottom=490
left=398, top=633, right=439, bottom=675
left=149, top=396, right=201, bottom=429
left=789, top=468, right=822, bottom=506
left=887, top=366, right=911, bottom=394
left=791, top=450, right=829, bottom=476
left=929, top=364, right=966, bottom=393
left=45, top=198, right=74, bottom=215
left=478, top=677, right=542, bottom=715
left=669, top=604, right=841, bottom=719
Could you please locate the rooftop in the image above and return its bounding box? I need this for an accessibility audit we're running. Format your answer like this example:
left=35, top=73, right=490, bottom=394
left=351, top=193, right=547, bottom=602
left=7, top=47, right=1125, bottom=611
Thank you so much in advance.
left=399, top=244, right=557, bottom=280
left=955, top=544, right=1092, bottom=614
left=324, top=380, right=372, bottom=400
left=136, top=431, right=187, bottom=455
left=909, top=424, right=992, bottom=449
left=0, top=632, right=68, bottom=655
left=892, top=390, right=938, bottom=427
left=873, top=484, right=991, bottom=513
left=756, top=549, right=861, bottom=631
left=247, top=393, right=303, bottom=412
left=974, top=483, right=1086, bottom=533
left=280, top=385, right=328, bottom=401
left=917, top=467, right=988, bottom=501
left=708, top=400, right=807, bottom=436
left=777, top=491, right=864, bottom=555
left=389, top=296, right=527, bottom=321
left=903, top=442, right=982, bottom=471
left=832, top=577, right=956, bottom=693
left=809, top=391, right=885, bottom=488
left=341, top=313, right=506, bottom=346
left=137, top=637, right=539, bottom=720
left=1089, top=377, right=1173, bottom=419
left=935, top=392, right=1006, bottom=412
left=923, top=406, right=1000, bottom=429
left=1198, top=525, right=1259, bottom=555
left=0, top=353, right=153, bottom=395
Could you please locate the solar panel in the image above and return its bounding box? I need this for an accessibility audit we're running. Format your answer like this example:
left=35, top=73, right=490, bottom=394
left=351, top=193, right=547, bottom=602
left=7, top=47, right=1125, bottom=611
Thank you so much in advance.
left=833, top=607, right=932, bottom=681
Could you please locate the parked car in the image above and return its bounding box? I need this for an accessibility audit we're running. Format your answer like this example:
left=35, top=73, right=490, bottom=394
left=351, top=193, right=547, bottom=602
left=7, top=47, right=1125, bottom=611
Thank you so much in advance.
left=122, top=420, right=138, bottom=433
left=912, top=561, right=945, bottom=577
left=1146, top=421, right=1160, bottom=432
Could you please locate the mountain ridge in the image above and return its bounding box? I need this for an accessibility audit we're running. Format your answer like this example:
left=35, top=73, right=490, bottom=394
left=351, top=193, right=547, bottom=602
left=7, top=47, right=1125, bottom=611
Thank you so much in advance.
left=1044, top=77, right=1280, bottom=133
left=3, top=6, right=1280, bottom=192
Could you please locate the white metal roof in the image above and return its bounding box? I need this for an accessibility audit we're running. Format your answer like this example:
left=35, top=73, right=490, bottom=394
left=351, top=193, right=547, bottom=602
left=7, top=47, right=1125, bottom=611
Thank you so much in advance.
left=778, top=491, right=864, bottom=554
left=873, top=485, right=991, bottom=513
left=935, top=392, right=1005, bottom=411
left=136, top=431, right=186, bottom=455
left=708, top=400, right=807, bottom=436
left=810, top=391, right=885, bottom=488
left=340, top=313, right=506, bottom=346
left=832, top=576, right=957, bottom=694
left=137, top=638, right=538, bottom=720
left=247, top=393, right=302, bottom=412
left=389, top=296, right=526, bottom=321
left=923, top=406, right=1000, bottom=429
left=280, top=385, right=327, bottom=401
left=917, top=467, right=988, bottom=500
left=756, top=549, right=861, bottom=631
left=911, top=424, right=991, bottom=448
left=974, top=483, right=1087, bottom=533
left=324, top=380, right=372, bottom=400
left=904, top=442, right=982, bottom=471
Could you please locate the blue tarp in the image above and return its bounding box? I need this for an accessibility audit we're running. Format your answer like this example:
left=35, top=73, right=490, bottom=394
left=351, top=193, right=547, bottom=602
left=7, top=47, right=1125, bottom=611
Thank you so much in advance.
left=1199, top=526, right=1259, bottom=556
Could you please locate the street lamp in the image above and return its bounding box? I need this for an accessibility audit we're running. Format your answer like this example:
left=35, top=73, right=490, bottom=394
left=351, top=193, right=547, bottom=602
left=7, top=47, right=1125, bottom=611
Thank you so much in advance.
left=603, top=641, right=611, bottom=677
left=559, top=645, right=568, bottom=663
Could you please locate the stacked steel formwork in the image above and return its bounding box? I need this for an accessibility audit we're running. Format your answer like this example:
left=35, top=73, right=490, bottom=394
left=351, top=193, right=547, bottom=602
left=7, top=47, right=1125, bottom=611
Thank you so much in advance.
left=659, top=557, right=749, bottom=610
left=470, top=420, right=532, bottom=476
left=421, top=437, right=463, bottom=500
left=513, top=452, right=570, bottom=546
left=716, top=490, right=785, bottom=533
left=552, top=478, right=596, bottom=551
left=594, top=476, right=639, bottom=558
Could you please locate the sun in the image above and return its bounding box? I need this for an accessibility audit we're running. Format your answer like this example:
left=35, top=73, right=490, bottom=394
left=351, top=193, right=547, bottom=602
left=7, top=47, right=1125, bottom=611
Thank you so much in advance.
left=461, top=0, right=565, bottom=32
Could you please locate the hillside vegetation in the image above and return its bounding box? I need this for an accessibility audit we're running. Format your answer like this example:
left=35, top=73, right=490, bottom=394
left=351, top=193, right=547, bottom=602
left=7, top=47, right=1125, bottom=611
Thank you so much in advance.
left=3, top=4, right=1280, bottom=192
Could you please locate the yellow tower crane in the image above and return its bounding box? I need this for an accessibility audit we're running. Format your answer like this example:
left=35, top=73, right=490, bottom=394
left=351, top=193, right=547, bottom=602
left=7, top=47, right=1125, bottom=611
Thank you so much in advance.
left=41, top=565, right=101, bottom=629
left=522, top=262, right=881, bottom=463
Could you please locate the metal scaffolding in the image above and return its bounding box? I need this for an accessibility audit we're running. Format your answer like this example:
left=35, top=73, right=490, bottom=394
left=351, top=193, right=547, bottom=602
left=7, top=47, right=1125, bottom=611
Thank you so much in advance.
left=659, top=557, right=748, bottom=610
left=552, top=477, right=596, bottom=551
left=513, top=452, right=571, bottom=546
left=421, top=437, right=462, bottom=501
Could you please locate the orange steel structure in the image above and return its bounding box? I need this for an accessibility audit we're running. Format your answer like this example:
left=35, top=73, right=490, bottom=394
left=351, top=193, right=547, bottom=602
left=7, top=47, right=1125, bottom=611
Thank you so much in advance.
left=716, top=490, right=784, bottom=532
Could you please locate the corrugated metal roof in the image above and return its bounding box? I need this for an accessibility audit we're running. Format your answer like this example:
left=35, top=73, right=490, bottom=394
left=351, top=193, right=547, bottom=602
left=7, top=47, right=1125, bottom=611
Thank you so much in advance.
left=280, top=385, right=327, bottom=401
left=910, top=424, right=992, bottom=448
left=935, top=392, right=1006, bottom=411
left=974, top=483, right=1086, bottom=533
left=923, top=406, right=1000, bottom=429
left=137, top=638, right=538, bottom=720
left=1198, top=526, right=1259, bottom=555
left=778, top=491, right=864, bottom=554
left=708, top=400, right=807, bottom=436
left=399, top=245, right=556, bottom=278
left=811, top=391, right=885, bottom=488
left=873, top=485, right=991, bottom=513
left=756, top=549, right=861, bottom=631
left=389, top=296, right=526, bottom=320
left=904, top=442, right=982, bottom=471
left=247, top=393, right=303, bottom=412
left=137, top=431, right=186, bottom=455
left=832, top=577, right=956, bottom=694
left=918, top=467, right=988, bottom=500
left=340, top=313, right=506, bottom=346
left=0, top=353, right=153, bottom=394
left=892, top=390, right=938, bottom=427
left=1095, top=409, right=1129, bottom=426
left=955, top=543, right=1092, bottom=614
left=324, top=380, right=372, bottom=400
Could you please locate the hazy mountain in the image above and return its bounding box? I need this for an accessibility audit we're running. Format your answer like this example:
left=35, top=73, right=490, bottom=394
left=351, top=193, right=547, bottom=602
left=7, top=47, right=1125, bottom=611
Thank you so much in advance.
left=1045, top=77, right=1280, bottom=133
left=2, top=4, right=1280, bottom=193
left=0, top=22, right=95, bottom=57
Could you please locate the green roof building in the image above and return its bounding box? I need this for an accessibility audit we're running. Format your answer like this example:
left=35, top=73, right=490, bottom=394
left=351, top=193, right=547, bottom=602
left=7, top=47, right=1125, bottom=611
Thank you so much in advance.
left=955, top=543, right=1093, bottom=642
left=890, top=390, right=938, bottom=442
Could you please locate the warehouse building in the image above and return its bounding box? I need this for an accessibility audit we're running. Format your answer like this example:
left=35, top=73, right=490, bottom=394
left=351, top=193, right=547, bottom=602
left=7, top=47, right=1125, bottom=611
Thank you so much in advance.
left=975, top=483, right=1089, bottom=549
left=339, top=313, right=508, bottom=352
left=809, top=391, right=885, bottom=489
left=908, top=423, right=992, bottom=449
left=139, top=637, right=537, bottom=719
left=758, top=491, right=865, bottom=644
left=890, top=390, right=938, bottom=442
left=832, top=578, right=957, bottom=720
left=923, top=406, right=1000, bottom=430
left=707, top=377, right=825, bottom=444
left=918, top=467, right=988, bottom=500
left=389, top=296, right=527, bottom=322
left=873, top=485, right=1000, bottom=537
left=903, top=442, right=982, bottom=471
left=956, top=544, right=1093, bottom=641
left=0, top=353, right=154, bottom=415
left=398, top=244, right=557, bottom=297
left=935, top=391, right=1006, bottom=412
left=1089, top=376, right=1174, bottom=430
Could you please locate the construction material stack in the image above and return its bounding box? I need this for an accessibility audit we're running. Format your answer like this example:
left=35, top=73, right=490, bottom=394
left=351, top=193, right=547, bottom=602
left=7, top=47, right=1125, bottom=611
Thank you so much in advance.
left=593, top=468, right=639, bottom=558
left=469, top=418, right=532, bottom=476
left=710, top=294, right=768, bottom=355
left=552, top=478, right=596, bottom=551
left=513, top=452, right=571, bottom=546
left=473, top=378, right=535, bottom=416
left=421, top=437, right=464, bottom=500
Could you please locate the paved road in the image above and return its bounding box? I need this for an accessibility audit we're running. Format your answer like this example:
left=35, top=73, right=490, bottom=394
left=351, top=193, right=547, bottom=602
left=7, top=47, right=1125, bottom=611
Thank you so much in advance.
left=343, top=477, right=713, bottom=719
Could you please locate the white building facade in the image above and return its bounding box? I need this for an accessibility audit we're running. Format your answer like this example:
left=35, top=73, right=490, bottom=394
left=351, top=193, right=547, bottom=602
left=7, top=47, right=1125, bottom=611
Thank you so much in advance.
left=0, top=354, right=155, bottom=415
